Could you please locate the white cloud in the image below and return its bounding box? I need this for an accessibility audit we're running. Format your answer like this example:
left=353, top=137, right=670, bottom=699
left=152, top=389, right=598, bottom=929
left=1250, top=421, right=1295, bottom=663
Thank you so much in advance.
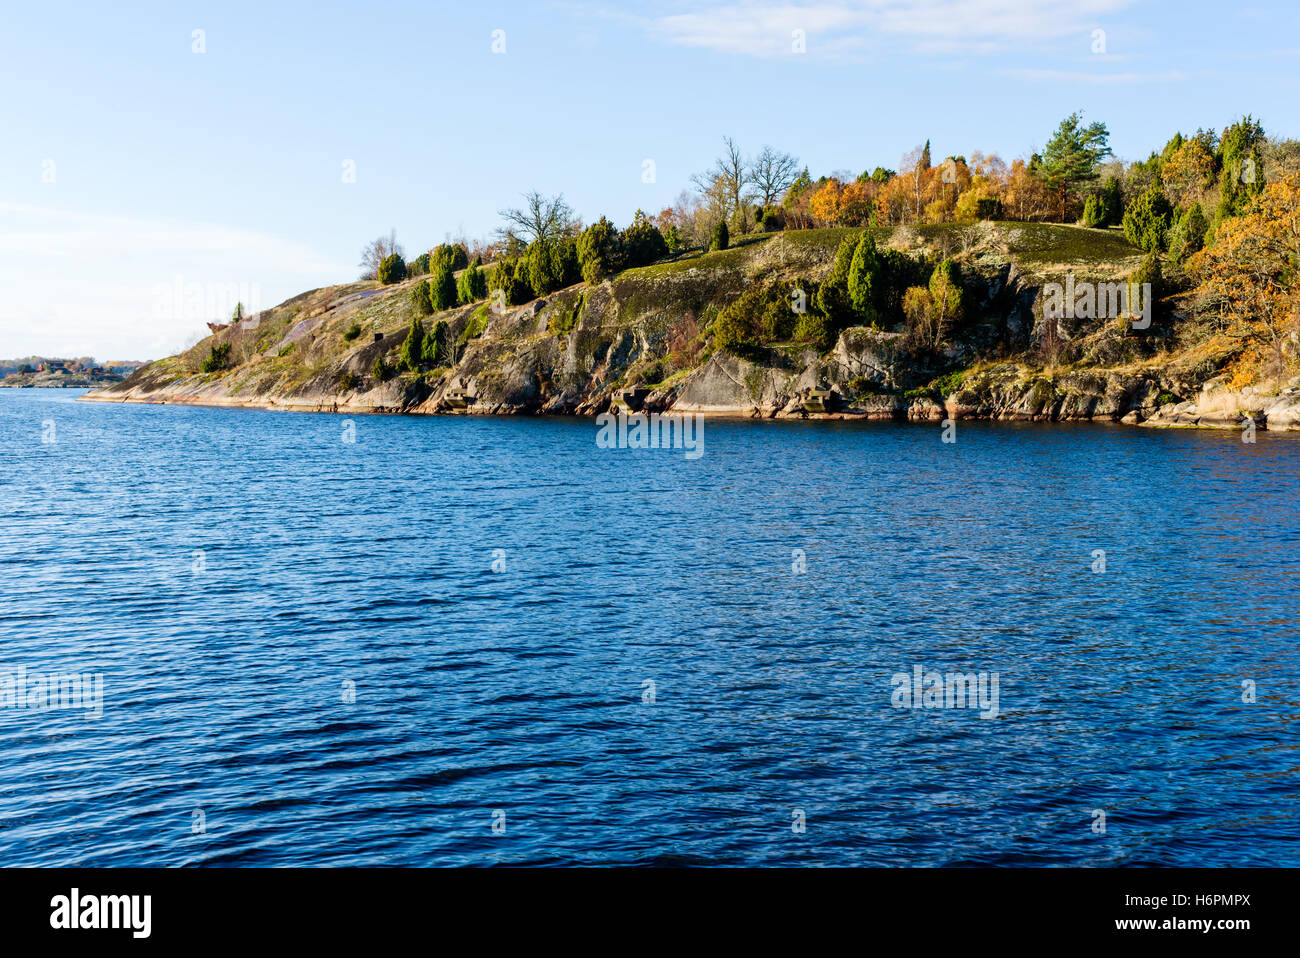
left=623, top=0, right=1136, bottom=58
left=0, top=203, right=352, bottom=361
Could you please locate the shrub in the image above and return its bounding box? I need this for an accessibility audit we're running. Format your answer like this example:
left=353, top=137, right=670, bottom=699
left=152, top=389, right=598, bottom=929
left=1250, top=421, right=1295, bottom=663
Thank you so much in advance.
left=847, top=233, right=886, bottom=323
left=1082, top=194, right=1105, bottom=228
left=200, top=342, right=232, bottom=373
left=343, top=323, right=363, bottom=341
left=277, top=343, right=294, bottom=358
left=371, top=355, right=393, bottom=382
left=408, top=252, right=430, bottom=276
left=411, top=279, right=433, bottom=315
left=1100, top=176, right=1124, bottom=226
left=1122, top=186, right=1173, bottom=252
left=431, top=265, right=458, bottom=311
left=457, top=261, right=487, bottom=303
left=663, top=223, right=682, bottom=253
left=713, top=281, right=809, bottom=358
left=431, top=243, right=469, bottom=274
left=622, top=210, right=668, bottom=267
left=1168, top=203, right=1208, bottom=264
left=710, top=220, right=729, bottom=251
left=577, top=216, right=622, bottom=284
left=399, top=317, right=425, bottom=371
left=1128, top=251, right=1164, bottom=304
left=524, top=237, right=579, bottom=295
left=339, top=372, right=358, bottom=392
left=814, top=234, right=859, bottom=323
left=488, top=258, right=534, bottom=306
left=792, top=314, right=832, bottom=351
left=378, top=253, right=407, bottom=285
left=975, top=197, right=1003, bottom=220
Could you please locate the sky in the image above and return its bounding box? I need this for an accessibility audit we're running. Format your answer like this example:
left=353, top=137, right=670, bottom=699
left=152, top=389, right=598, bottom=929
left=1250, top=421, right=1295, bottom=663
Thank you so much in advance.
left=2, top=0, right=1297, bottom=360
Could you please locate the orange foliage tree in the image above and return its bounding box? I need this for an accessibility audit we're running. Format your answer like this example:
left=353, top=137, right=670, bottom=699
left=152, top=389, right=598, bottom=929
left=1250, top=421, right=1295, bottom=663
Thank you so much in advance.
left=1191, top=172, right=1300, bottom=381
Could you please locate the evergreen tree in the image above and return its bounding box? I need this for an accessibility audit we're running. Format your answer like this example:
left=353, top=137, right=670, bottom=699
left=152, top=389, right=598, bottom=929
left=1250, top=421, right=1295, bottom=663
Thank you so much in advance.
left=1039, top=112, right=1113, bottom=221
left=411, top=279, right=433, bottom=315
left=399, top=316, right=424, bottom=371
left=710, top=220, right=730, bottom=251
left=1123, top=185, right=1173, bottom=252
left=431, top=264, right=457, bottom=311
left=577, top=216, right=622, bottom=284
left=847, top=232, right=885, bottom=323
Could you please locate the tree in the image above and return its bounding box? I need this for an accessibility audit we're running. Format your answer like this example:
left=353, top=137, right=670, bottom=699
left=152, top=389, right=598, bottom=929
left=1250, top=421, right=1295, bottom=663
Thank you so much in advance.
left=411, top=279, right=433, bottom=315
left=497, top=191, right=575, bottom=246
left=1169, top=203, right=1208, bottom=264
left=399, top=317, right=424, bottom=371
left=1039, top=112, right=1113, bottom=221
left=524, top=237, right=579, bottom=295
left=1100, top=175, right=1124, bottom=226
left=1082, top=195, right=1105, bottom=228
left=359, top=229, right=403, bottom=280
left=457, top=261, right=487, bottom=303
left=847, top=233, right=886, bottom=323
left=577, top=216, right=622, bottom=283
left=432, top=243, right=469, bottom=274
left=1123, top=185, right=1173, bottom=252
left=1192, top=172, right=1300, bottom=378
left=710, top=220, right=729, bottom=251
left=378, top=252, right=407, bottom=285
left=748, top=146, right=800, bottom=208
left=693, top=137, right=750, bottom=232
left=431, top=264, right=457, bottom=310
left=622, top=210, right=668, bottom=266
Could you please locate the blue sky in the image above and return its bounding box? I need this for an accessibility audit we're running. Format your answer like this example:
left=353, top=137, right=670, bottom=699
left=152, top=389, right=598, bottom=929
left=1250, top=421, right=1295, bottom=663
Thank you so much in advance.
left=2, top=0, right=1297, bottom=359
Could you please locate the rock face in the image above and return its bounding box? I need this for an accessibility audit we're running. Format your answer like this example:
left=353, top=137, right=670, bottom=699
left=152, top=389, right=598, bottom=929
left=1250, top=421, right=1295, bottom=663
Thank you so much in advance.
left=83, top=224, right=1293, bottom=432
left=1142, top=377, right=1300, bottom=432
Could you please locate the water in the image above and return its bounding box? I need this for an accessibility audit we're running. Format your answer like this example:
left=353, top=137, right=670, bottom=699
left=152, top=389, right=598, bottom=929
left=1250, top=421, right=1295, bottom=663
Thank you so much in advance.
left=1, top=387, right=1297, bottom=866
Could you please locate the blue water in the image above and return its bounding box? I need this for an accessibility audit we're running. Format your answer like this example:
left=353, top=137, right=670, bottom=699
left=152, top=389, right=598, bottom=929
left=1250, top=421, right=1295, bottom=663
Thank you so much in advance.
left=1, top=387, right=1297, bottom=866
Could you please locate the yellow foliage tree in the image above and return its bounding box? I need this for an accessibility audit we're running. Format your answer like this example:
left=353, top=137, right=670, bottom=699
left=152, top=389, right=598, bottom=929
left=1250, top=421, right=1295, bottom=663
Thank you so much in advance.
left=1191, top=172, right=1300, bottom=383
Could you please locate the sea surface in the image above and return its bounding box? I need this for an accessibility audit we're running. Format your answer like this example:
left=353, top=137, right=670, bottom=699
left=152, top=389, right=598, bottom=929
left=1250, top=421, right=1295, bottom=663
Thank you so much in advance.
left=1, top=387, right=1297, bottom=866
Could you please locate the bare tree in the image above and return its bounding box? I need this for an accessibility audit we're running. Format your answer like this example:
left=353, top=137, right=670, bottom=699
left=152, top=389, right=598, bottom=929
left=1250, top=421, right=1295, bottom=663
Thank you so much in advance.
left=749, top=146, right=800, bottom=208
left=692, top=136, right=751, bottom=232
left=359, top=229, right=403, bottom=280
left=497, top=191, right=575, bottom=246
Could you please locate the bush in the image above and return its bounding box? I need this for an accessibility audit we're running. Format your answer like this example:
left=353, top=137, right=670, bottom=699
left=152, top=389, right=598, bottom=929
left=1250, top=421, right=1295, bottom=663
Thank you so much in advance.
left=200, top=342, right=231, bottom=373
left=431, top=243, right=468, bottom=274
left=458, top=308, right=489, bottom=344
left=339, top=372, right=359, bottom=392
left=792, top=314, right=832, bottom=351
left=814, top=234, right=859, bottom=323
left=488, top=258, right=534, bottom=306
left=399, top=317, right=424, bottom=371
left=343, top=323, right=363, bottom=341
left=710, top=220, right=729, bottom=251
left=524, top=237, right=579, bottom=295
left=378, top=253, right=407, bottom=285
left=713, top=281, right=808, bottom=358
left=1128, top=250, right=1164, bottom=303
left=577, top=216, right=622, bottom=284
left=277, top=343, right=294, bottom=358
left=1122, top=186, right=1173, bottom=252
left=1082, top=195, right=1105, bottom=228
left=1168, top=203, right=1208, bottom=264
left=431, top=265, right=458, bottom=311
left=663, top=223, right=682, bottom=253
left=622, top=210, right=668, bottom=267
left=847, top=233, right=888, bottom=323
left=371, top=355, right=393, bottom=382
left=457, top=261, right=487, bottom=304
left=975, top=197, right=1003, bottom=220
left=411, top=279, right=433, bottom=315
left=408, top=252, right=430, bottom=276
left=1100, top=176, right=1124, bottom=226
